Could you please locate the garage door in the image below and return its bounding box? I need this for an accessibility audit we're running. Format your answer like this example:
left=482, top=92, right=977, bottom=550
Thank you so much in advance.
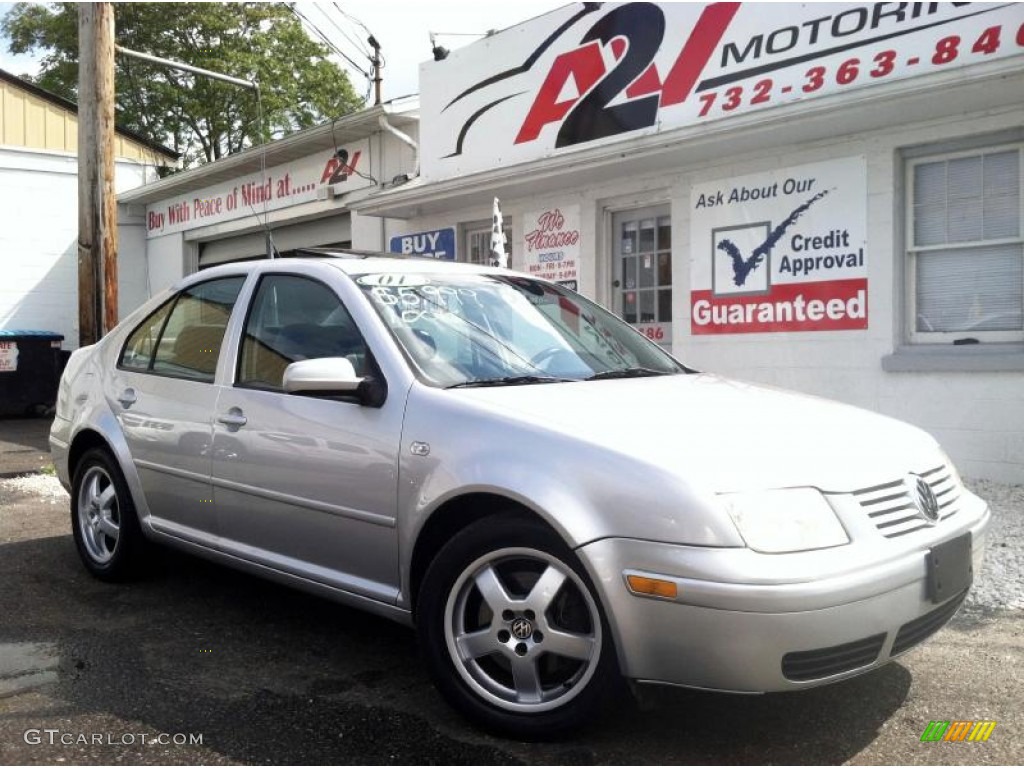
left=197, top=215, right=353, bottom=267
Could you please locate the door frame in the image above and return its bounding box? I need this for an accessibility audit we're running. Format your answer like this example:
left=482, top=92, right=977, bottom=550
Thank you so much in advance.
left=604, top=202, right=673, bottom=349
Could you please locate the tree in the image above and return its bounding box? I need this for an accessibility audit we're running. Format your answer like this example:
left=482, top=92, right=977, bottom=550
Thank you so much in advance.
left=2, top=3, right=365, bottom=167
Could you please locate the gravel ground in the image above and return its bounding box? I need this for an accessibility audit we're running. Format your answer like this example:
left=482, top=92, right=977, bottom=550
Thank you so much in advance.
left=1, top=473, right=67, bottom=503
left=2, top=473, right=1019, bottom=608
left=964, top=478, right=1024, bottom=612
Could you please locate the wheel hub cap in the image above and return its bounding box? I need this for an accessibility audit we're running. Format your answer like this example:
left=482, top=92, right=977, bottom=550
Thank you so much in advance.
left=510, top=617, right=533, bottom=640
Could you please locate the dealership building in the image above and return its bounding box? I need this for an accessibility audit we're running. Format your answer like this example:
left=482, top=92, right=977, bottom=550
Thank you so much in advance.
left=119, top=3, right=1023, bottom=483
left=116, top=97, right=419, bottom=299
left=346, top=2, right=1024, bottom=483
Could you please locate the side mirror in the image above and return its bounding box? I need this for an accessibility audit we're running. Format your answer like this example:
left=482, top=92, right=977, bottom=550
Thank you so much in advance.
left=283, top=357, right=363, bottom=397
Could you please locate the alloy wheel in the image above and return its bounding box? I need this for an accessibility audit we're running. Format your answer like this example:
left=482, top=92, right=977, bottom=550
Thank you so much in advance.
left=443, top=547, right=602, bottom=714
left=76, top=465, right=121, bottom=564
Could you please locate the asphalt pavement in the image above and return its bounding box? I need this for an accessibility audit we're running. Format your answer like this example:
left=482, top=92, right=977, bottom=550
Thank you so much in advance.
left=0, top=417, right=52, bottom=478
left=0, top=416, right=1021, bottom=764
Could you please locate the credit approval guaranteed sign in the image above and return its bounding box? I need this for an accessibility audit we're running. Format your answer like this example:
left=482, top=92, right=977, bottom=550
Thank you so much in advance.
left=689, top=156, right=867, bottom=335
left=420, top=3, right=1023, bottom=180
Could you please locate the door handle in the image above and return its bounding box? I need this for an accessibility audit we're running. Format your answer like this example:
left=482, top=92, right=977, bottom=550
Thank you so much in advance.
left=217, top=409, right=247, bottom=428
left=117, top=388, right=137, bottom=408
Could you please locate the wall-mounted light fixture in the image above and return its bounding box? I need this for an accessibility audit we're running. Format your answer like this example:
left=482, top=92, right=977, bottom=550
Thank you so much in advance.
left=429, top=32, right=449, bottom=61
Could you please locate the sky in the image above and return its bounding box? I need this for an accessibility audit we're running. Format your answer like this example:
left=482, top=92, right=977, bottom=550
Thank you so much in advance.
left=0, top=1, right=569, bottom=103
left=296, top=1, right=567, bottom=103
left=0, top=2, right=37, bottom=76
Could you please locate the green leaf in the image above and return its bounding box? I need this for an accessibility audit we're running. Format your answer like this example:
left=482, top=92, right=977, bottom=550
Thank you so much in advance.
left=2, top=2, right=364, bottom=167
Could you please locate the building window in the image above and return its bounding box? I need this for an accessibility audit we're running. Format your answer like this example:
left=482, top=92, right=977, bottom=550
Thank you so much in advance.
left=465, top=223, right=513, bottom=266
left=907, top=144, right=1022, bottom=343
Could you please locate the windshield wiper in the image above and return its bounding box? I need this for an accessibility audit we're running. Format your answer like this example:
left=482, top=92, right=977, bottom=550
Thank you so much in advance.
left=446, top=375, right=573, bottom=389
left=587, top=367, right=671, bottom=381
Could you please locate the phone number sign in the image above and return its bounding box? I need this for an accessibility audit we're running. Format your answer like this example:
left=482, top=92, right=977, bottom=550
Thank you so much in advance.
left=422, top=3, right=1024, bottom=180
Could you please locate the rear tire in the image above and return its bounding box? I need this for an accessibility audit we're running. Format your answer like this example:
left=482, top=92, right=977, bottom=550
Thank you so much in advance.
left=71, top=447, right=148, bottom=581
left=416, top=514, right=616, bottom=738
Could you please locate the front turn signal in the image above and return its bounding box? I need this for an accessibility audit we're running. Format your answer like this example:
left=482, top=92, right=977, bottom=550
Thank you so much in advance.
left=626, top=574, right=678, bottom=599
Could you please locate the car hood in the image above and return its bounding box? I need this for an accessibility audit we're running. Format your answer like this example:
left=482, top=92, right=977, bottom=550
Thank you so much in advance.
left=452, top=373, right=941, bottom=493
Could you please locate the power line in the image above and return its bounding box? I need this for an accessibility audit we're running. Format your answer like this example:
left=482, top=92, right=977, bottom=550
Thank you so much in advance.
left=332, top=1, right=373, bottom=38
left=318, top=4, right=372, bottom=60
left=292, top=5, right=369, bottom=76
left=331, top=2, right=383, bottom=66
left=290, top=4, right=371, bottom=81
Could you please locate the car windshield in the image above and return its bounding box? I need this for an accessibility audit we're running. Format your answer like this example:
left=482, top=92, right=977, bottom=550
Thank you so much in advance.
left=355, top=272, right=687, bottom=388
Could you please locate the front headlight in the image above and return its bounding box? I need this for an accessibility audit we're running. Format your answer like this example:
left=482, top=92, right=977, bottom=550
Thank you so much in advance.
left=721, top=488, right=849, bottom=553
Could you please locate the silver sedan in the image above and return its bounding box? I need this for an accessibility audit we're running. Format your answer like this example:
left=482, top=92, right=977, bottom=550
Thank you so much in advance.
left=51, top=254, right=989, bottom=737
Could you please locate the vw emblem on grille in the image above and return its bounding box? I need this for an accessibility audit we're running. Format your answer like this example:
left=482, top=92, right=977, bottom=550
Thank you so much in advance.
left=906, top=473, right=940, bottom=524
left=510, top=617, right=534, bottom=640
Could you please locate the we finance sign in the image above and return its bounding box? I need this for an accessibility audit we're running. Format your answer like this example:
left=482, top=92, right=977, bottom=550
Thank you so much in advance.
left=689, top=156, right=868, bottom=335
left=421, top=2, right=1024, bottom=179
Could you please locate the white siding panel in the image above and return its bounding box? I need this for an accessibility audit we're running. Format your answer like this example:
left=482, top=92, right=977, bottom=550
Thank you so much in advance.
left=0, top=149, right=157, bottom=348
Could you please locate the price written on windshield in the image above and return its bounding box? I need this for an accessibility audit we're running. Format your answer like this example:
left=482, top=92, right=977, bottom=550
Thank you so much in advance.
left=369, top=285, right=480, bottom=324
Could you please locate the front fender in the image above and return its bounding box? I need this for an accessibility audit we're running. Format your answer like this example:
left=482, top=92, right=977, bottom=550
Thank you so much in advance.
left=396, top=385, right=744, bottom=602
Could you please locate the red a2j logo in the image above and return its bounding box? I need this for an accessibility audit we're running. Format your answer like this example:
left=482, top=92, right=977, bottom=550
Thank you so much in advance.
left=515, top=3, right=739, bottom=147
left=320, top=150, right=362, bottom=185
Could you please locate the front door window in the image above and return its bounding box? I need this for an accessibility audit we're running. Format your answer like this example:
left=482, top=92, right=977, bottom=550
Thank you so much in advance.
left=613, top=207, right=672, bottom=348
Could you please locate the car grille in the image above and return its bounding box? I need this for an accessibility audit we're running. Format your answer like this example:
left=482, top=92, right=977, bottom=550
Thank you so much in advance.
left=891, top=589, right=967, bottom=656
left=781, top=633, right=887, bottom=682
left=852, top=464, right=961, bottom=538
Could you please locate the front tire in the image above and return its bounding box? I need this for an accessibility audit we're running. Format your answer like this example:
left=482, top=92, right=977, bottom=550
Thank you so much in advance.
left=71, top=447, right=148, bottom=581
left=416, top=515, right=616, bottom=738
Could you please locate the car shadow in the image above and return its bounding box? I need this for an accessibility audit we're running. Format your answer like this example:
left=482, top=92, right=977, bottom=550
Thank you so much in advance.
left=0, top=534, right=911, bottom=764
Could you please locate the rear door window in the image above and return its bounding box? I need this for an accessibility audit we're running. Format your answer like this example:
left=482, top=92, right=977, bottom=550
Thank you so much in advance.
left=121, top=299, right=174, bottom=372
left=121, top=276, right=245, bottom=382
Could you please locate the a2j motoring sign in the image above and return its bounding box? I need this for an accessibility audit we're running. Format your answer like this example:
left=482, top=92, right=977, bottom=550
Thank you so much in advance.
left=421, top=2, right=1023, bottom=180
left=690, top=156, right=867, bottom=335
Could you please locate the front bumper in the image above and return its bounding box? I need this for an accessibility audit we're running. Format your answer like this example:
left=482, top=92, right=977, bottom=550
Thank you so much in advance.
left=578, top=501, right=989, bottom=693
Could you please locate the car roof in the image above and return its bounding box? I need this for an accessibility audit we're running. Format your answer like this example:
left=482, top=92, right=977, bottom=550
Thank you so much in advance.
left=300, top=249, right=508, bottom=276
left=177, top=250, right=513, bottom=289
left=332, top=257, right=507, bottom=276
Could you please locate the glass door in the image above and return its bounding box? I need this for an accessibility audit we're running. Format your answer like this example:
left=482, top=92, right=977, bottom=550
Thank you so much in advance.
left=612, top=206, right=672, bottom=348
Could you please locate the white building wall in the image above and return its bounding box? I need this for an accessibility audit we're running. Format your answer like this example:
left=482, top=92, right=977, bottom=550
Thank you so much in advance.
left=118, top=206, right=150, bottom=316
left=379, top=123, right=418, bottom=187
left=133, top=123, right=419, bottom=298
left=145, top=232, right=186, bottom=295
left=396, top=105, right=1024, bottom=482
left=676, top=106, right=1023, bottom=483
left=0, top=147, right=158, bottom=349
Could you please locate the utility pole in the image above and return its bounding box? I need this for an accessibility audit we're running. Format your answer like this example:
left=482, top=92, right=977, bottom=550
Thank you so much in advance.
left=368, top=35, right=382, bottom=105
left=77, top=3, right=117, bottom=345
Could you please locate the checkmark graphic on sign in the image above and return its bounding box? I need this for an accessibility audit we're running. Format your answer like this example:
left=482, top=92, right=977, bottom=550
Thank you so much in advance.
left=717, top=190, right=830, bottom=287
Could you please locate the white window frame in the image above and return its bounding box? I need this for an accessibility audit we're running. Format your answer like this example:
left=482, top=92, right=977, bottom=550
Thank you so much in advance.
left=905, top=142, right=1023, bottom=345
left=463, top=221, right=513, bottom=267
